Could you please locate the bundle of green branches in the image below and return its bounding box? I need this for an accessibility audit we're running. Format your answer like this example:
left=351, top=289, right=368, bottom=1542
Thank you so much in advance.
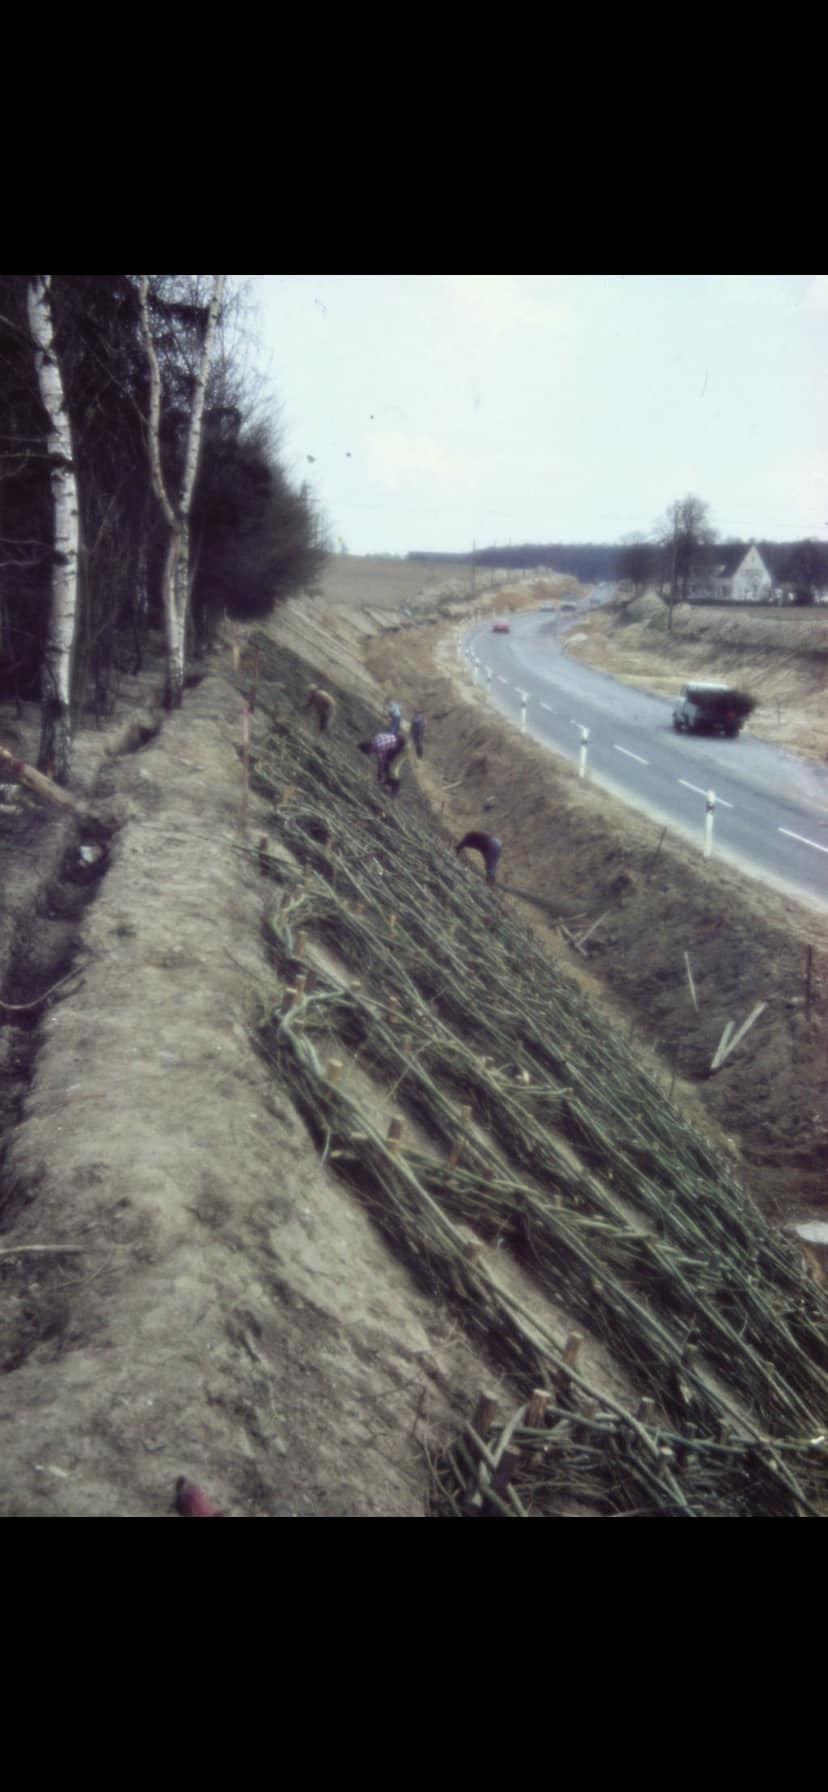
left=242, top=646, right=828, bottom=1515
left=427, top=1392, right=825, bottom=1519
left=256, top=984, right=825, bottom=1516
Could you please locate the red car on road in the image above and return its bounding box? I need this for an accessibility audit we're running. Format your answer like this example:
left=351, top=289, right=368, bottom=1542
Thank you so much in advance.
left=492, top=621, right=510, bottom=633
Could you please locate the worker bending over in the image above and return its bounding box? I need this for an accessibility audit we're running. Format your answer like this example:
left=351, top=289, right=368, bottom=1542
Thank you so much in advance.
left=456, top=830, right=502, bottom=886
left=358, top=731, right=407, bottom=799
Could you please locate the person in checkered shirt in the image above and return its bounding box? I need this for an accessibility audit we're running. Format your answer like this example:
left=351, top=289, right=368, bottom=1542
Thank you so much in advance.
left=357, top=730, right=407, bottom=796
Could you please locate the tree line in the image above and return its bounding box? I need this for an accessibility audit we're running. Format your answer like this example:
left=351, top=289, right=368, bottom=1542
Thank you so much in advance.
left=0, top=275, right=328, bottom=782
left=409, top=513, right=828, bottom=608
left=615, top=499, right=828, bottom=612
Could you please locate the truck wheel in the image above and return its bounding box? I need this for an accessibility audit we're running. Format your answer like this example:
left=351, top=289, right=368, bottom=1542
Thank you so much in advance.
left=673, top=716, right=681, bottom=732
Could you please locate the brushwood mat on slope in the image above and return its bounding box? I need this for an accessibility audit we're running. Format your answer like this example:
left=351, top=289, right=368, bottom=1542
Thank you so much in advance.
left=245, top=650, right=828, bottom=1516
left=364, top=621, right=828, bottom=1223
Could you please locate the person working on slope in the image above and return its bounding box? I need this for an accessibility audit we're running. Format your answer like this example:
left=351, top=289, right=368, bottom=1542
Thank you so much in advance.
left=358, top=730, right=407, bottom=796
left=385, top=698, right=403, bottom=737
left=410, top=708, right=426, bottom=759
left=306, top=685, right=336, bottom=733
left=456, top=830, right=502, bottom=886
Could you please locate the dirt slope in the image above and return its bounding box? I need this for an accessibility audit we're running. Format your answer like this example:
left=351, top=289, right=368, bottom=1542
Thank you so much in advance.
left=1, top=568, right=826, bottom=1517
left=0, top=644, right=497, bottom=1517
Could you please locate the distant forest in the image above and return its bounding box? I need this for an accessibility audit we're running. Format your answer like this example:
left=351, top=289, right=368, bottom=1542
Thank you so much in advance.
left=408, top=538, right=828, bottom=596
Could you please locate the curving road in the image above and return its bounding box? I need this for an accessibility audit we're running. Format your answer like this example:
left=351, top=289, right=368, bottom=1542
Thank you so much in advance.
left=463, top=596, right=828, bottom=910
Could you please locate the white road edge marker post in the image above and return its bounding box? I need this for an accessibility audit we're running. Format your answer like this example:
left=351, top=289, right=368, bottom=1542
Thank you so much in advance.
left=485, top=665, right=492, bottom=702
left=704, top=790, right=716, bottom=859
left=579, top=726, right=590, bottom=780
left=520, top=691, right=528, bottom=734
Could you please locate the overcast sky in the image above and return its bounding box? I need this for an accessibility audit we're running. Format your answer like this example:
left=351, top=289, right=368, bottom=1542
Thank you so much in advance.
left=250, top=275, right=828, bottom=557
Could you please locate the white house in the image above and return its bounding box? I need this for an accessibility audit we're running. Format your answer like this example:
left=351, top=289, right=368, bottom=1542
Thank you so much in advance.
left=730, top=544, right=773, bottom=603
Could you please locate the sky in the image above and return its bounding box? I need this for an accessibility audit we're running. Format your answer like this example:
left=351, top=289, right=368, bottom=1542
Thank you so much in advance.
left=248, top=275, right=828, bottom=558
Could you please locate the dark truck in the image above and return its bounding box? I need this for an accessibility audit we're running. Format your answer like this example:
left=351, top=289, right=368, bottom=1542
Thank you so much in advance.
left=672, top=682, right=756, bottom=738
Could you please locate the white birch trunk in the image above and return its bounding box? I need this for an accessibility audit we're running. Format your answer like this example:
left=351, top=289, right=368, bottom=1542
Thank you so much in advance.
left=138, top=274, right=224, bottom=708
left=27, top=275, right=79, bottom=783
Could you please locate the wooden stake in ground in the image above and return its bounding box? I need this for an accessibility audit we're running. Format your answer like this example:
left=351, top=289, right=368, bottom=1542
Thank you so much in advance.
left=387, top=1115, right=405, bottom=1157
left=0, top=745, right=78, bottom=811
left=448, top=1104, right=473, bottom=1169
left=644, top=828, right=667, bottom=881
left=526, top=1389, right=549, bottom=1428
left=711, top=1004, right=766, bottom=1072
left=684, top=952, right=699, bottom=1013
left=573, top=910, right=610, bottom=952
left=248, top=648, right=260, bottom=715
left=473, top=1393, right=498, bottom=1436
left=239, top=699, right=250, bottom=834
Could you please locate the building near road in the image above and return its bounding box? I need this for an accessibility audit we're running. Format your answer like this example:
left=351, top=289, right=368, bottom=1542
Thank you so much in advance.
left=729, top=544, right=773, bottom=602
left=691, top=543, right=775, bottom=603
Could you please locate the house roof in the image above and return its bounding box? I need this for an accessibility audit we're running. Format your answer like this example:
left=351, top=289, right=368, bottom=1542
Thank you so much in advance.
left=712, top=542, right=776, bottom=580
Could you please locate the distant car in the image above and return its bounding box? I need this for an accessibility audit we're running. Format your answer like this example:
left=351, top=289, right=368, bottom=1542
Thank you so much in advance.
left=560, top=601, right=577, bottom=612
left=492, top=621, right=511, bottom=633
left=672, top=682, right=755, bottom=738
left=538, top=603, right=555, bottom=613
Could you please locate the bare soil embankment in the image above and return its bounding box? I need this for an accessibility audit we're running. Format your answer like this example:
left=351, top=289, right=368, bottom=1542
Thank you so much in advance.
left=0, top=637, right=503, bottom=1517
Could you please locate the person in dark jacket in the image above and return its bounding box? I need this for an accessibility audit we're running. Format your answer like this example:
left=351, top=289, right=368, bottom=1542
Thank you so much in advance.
left=456, top=830, right=502, bottom=885
left=410, top=709, right=426, bottom=759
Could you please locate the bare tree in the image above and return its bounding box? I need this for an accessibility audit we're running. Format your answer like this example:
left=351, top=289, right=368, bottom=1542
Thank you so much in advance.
left=27, top=275, right=79, bottom=781
left=782, top=539, right=824, bottom=606
left=656, top=495, right=716, bottom=632
left=616, top=534, right=655, bottom=597
left=138, top=274, right=225, bottom=706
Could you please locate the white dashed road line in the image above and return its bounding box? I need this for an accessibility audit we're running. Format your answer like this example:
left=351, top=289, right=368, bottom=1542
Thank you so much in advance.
left=678, top=779, right=734, bottom=809
left=496, top=675, right=509, bottom=685
left=778, top=828, right=828, bottom=855
left=540, top=702, right=554, bottom=713
left=613, top=745, right=649, bottom=765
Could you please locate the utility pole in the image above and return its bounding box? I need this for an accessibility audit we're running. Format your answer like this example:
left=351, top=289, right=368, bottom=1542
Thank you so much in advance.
left=669, top=508, right=679, bottom=635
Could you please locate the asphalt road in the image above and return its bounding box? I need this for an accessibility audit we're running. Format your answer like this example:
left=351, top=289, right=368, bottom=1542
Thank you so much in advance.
left=463, top=599, right=828, bottom=910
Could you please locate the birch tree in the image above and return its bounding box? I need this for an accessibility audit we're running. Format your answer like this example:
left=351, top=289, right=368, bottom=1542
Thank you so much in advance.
left=27, top=275, right=80, bottom=782
left=137, top=274, right=225, bottom=706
